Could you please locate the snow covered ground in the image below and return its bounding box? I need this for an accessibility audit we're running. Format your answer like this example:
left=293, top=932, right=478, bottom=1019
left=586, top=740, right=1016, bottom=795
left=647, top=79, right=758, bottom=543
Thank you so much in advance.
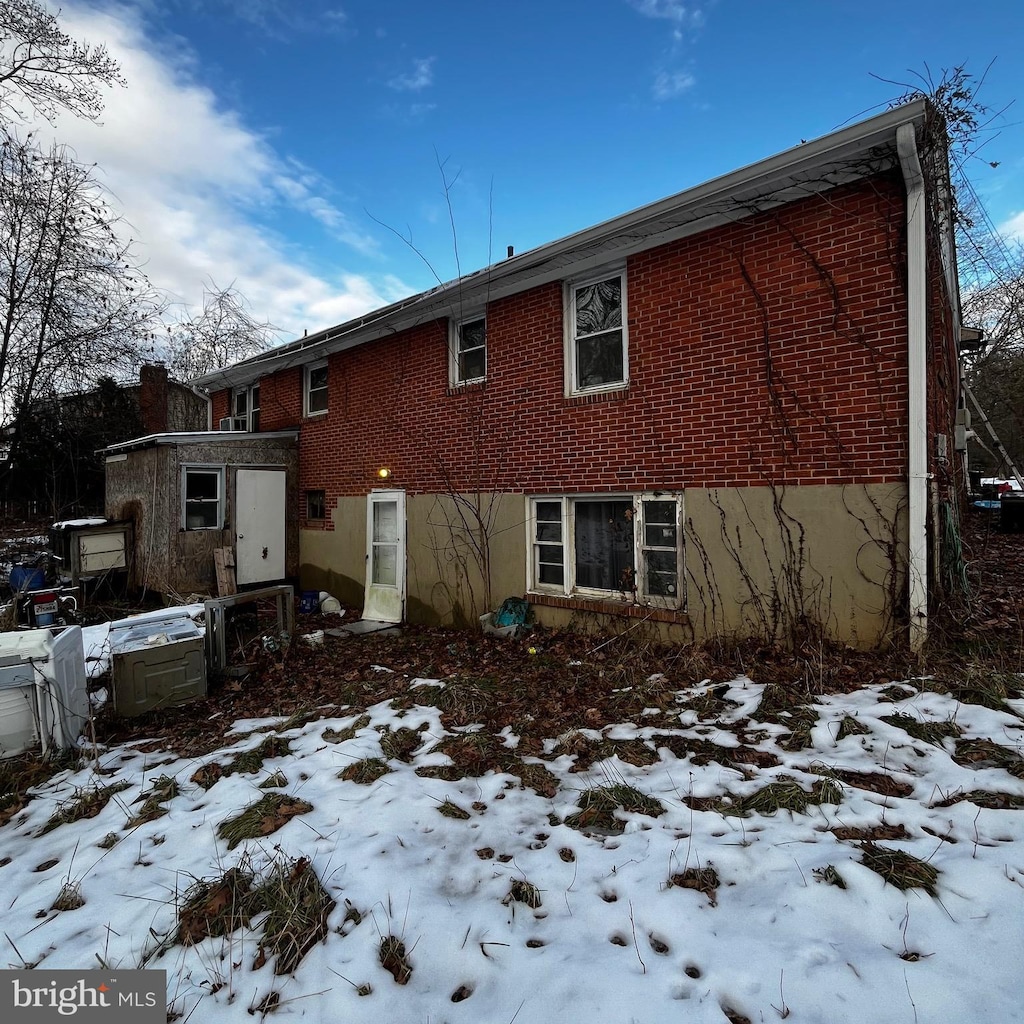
left=2, top=666, right=1023, bottom=1023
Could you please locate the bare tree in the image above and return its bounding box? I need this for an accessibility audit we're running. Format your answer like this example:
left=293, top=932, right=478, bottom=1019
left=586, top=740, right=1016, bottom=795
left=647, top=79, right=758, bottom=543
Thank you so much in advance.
left=164, top=283, right=278, bottom=381
left=0, top=0, right=123, bottom=125
left=0, top=129, right=160, bottom=490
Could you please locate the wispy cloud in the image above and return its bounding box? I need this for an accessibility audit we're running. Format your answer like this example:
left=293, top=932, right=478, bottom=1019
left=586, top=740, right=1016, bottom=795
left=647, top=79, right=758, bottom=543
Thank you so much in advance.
left=388, top=57, right=436, bottom=92
left=37, top=3, right=403, bottom=337
left=652, top=69, right=695, bottom=100
left=628, top=0, right=705, bottom=39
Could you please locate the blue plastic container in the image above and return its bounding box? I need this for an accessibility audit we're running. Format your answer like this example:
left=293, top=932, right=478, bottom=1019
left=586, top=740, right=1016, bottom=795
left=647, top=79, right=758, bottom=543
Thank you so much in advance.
left=299, top=590, right=320, bottom=614
left=9, top=565, right=45, bottom=593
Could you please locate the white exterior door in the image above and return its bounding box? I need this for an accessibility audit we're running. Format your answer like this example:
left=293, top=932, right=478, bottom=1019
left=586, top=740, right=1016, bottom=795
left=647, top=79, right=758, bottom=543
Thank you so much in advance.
left=235, top=468, right=287, bottom=585
left=364, top=490, right=405, bottom=622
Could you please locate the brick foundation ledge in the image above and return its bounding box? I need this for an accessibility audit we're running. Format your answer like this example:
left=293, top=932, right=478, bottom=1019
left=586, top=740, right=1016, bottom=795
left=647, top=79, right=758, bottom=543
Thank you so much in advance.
left=529, top=593, right=689, bottom=625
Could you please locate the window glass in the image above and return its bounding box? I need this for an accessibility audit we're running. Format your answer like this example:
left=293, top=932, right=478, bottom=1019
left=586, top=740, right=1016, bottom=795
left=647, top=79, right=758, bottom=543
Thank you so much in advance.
left=534, top=501, right=564, bottom=586
left=250, top=384, right=260, bottom=432
left=574, top=500, right=635, bottom=592
left=184, top=469, right=221, bottom=530
left=457, top=317, right=486, bottom=382
left=307, top=364, right=328, bottom=414
left=306, top=489, right=325, bottom=520
left=641, top=499, right=678, bottom=598
left=573, top=276, right=625, bottom=390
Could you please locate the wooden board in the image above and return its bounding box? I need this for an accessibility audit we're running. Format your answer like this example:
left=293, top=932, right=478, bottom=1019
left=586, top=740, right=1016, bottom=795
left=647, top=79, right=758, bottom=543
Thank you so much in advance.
left=214, top=547, right=237, bottom=596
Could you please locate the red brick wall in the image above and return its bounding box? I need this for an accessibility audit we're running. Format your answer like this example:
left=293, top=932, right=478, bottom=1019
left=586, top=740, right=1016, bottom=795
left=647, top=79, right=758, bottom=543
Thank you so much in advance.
left=213, top=175, right=923, bottom=523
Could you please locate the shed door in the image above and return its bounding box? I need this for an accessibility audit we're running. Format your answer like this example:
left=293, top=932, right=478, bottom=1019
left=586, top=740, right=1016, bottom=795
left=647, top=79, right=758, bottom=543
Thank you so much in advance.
left=363, top=490, right=405, bottom=622
left=235, top=469, right=286, bottom=585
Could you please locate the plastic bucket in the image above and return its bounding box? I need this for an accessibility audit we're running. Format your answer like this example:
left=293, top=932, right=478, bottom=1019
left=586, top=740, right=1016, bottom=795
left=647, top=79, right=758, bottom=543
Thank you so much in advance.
left=9, top=565, right=45, bottom=593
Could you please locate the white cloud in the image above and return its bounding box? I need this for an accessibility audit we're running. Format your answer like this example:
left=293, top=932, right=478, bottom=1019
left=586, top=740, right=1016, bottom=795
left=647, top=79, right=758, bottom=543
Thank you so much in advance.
left=628, top=0, right=703, bottom=26
left=652, top=69, right=695, bottom=100
left=27, top=2, right=403, bottom=341
left=388, top=57, right=435, bottom=92
left=999, top=211, right=1024, bottom=240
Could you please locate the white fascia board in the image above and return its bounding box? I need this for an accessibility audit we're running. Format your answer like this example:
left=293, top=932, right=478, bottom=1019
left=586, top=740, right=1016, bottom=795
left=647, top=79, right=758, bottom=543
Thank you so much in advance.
left=197, top=100, right=928, bottom=393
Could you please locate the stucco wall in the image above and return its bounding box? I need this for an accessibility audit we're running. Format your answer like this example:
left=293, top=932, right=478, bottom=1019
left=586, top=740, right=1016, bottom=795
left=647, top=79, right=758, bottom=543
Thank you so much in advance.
left=300, top=483, right=905, bottom=648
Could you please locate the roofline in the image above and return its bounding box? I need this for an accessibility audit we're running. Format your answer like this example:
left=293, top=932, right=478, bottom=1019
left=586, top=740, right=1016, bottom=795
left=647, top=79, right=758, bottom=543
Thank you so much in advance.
left=101, top=430, right=299, bottom=455
left=195, top=99, right=930, bottom=392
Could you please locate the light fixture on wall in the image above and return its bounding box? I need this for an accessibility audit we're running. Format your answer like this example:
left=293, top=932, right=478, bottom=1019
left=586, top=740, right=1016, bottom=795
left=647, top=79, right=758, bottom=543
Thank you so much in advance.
left=377, top=467, right=391, bottom=480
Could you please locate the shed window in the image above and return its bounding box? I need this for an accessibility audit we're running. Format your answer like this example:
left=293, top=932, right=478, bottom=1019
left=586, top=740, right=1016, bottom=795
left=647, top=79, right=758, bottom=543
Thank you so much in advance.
left=305, top=362, right=328, bottom=416
left=183, top=467, right=224, bottom=530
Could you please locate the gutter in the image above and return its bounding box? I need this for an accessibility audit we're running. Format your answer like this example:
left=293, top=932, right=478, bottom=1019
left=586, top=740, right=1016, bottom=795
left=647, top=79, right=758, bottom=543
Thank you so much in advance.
left=896, top=122, right=929, bottom=653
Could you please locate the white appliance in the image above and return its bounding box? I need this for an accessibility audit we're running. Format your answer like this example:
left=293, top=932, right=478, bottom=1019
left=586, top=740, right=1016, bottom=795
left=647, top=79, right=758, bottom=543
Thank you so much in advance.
left=0, top=627, right=89, bottom=758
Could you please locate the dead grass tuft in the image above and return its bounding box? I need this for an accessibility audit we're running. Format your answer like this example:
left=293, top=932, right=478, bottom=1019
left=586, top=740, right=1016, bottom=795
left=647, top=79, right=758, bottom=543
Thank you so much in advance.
left=226, top=736, right=293, bottom=776
left=39, top=781, right=131, bottom=835
left=378, top=725, right=426, bottom=762
left=127, top=775, right=179, bottom=828
left=860, top=843, right=939, bottom=896
left=322, top=714, right=371, bottom=743
left=217, top=793, right=313, bottom=849
left=836, top=715, right=870, bottom=740
left=504, top=878, right=543, bottom=908
left=254, top=856, right=336, bottom=975
left=669, top=864, right=720, bottom=906
left=339, top=758, right=392, bottom=785
left=379, top=935, right=412, bottom=985
left=812, top=864, right=847, bottom=889
left=437, top=798, right=470, bottom=820
left=881, top=713, right=961, bottom=745
left=51, top=881, right=85, bottom=911
left=565, top=783, right=664, bottom=834
left=953, top=739, right=1024, bottom=778
left=259, top=770, right=288, bottom=789
left=177, top=865, right=258, bottom=944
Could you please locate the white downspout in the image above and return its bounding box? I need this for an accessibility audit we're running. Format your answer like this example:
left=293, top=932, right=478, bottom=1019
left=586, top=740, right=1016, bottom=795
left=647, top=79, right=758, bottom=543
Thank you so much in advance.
left=897, top=123, right=929, bottom=652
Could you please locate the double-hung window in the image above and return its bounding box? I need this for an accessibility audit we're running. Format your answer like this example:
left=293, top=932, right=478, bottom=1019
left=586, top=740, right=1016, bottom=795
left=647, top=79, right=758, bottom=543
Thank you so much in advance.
left=304, top=361, right=328, bottom=416
left=529, top=494, right=683, bottom=608
left=566, top=270, right=628, bottom=393
left=231, top=382, right=260, bottom=431
left=450, top=315, right=486, bottom=385
left=183, top=466, right=224, bottom=530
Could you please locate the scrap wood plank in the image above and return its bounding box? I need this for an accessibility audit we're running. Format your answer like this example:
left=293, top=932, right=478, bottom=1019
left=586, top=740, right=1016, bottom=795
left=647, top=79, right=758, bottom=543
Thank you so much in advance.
left=214, top=547, right=236, bottom=596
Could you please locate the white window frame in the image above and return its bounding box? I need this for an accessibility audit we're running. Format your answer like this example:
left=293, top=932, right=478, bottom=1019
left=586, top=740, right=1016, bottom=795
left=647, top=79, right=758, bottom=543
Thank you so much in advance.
left=182, top=465, right=225, bottom=531
left=564, top=267, right=629, bottom=396
left=527, top=492, right=683, bottom=610
left=231, top=382, right=260, bottom=431
left=304, top=361, right=328, bottom=417
left=449, top=313, right=487, bottom=386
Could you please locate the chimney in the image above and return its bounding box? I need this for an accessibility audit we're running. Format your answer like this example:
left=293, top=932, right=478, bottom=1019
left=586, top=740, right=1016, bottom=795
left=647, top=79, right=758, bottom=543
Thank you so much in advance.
left=139, top=363, right=169, bottom=434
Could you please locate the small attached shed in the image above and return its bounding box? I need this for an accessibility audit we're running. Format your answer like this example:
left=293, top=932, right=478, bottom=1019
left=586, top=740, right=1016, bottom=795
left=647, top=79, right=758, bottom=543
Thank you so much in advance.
left=103, top=431, right=299, bottom=597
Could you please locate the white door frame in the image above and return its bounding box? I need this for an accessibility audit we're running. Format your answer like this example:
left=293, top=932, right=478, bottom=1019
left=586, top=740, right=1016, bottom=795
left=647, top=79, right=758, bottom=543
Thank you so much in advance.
left=363, top=489, right=406, bottom=622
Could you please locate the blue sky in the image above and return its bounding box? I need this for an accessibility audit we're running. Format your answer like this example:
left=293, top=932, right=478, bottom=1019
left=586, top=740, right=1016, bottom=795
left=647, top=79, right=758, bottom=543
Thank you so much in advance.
left=35, top=0, right=1024, bottom=340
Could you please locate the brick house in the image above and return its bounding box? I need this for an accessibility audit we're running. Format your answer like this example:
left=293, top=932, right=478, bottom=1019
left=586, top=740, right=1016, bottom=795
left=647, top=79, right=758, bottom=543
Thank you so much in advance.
left=189, top=98, right=963, bottom=650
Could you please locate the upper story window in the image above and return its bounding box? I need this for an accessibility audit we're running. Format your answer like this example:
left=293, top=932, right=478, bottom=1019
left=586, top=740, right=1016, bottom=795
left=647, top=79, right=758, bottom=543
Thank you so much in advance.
left=451, top=315, right=486, bottom=385
left=306, top=489, right=326, bottom=520
left=304, top=361, right=328, bottom=417
left=182, top=466, right=224, bottom=531
left=231, top=382, right=260, bottom=431
left=565, top=270, right=628, bottom=394
left=528, top=493, right=682, bottom=609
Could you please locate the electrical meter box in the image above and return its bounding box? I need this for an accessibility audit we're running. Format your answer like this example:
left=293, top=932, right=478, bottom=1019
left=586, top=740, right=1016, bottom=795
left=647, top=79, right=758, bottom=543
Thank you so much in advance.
left=109, top=610, right=207, bottom=717
left=0, top=626, right=89, bottom=758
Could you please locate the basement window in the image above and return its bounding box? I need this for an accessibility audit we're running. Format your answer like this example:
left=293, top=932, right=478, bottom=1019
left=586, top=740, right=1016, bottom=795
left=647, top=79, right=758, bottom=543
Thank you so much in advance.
left=528, top=493, right=682, bottom=608
left=304, top=361, right=328, bottom=416
left=450, top=315, right=486, bottom=385
left=182, top=466, right=224, bottom=530
left=565, top=269, right=628, bottom=394
left=306, top=489, right=326, bottom=520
